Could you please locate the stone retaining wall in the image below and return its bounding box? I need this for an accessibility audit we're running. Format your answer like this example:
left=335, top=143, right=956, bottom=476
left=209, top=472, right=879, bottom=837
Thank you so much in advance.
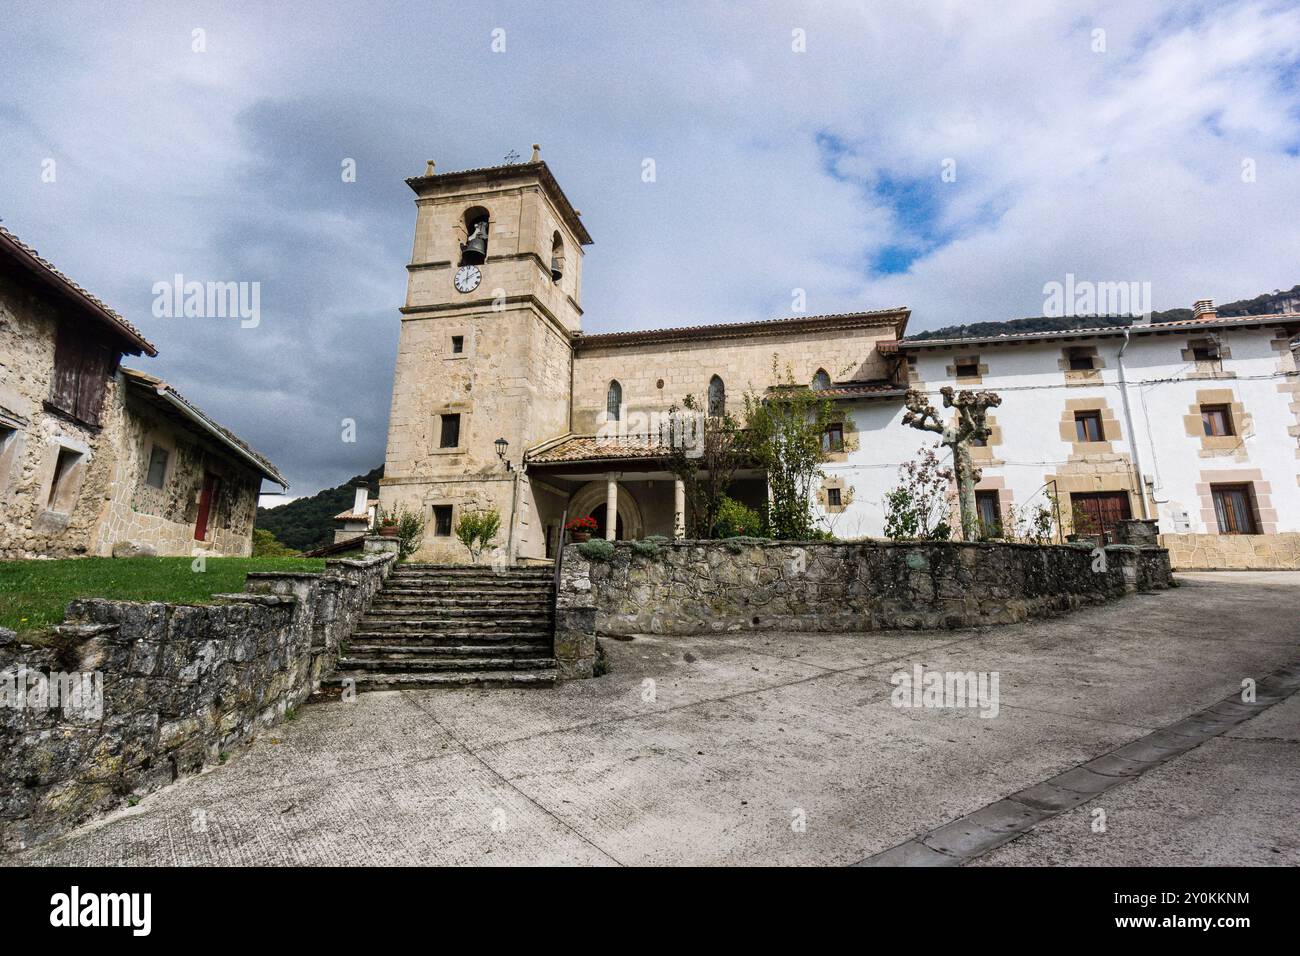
left=555, top=540, right=1173, bottom=670
left=0, top=549, right=395, bottom=851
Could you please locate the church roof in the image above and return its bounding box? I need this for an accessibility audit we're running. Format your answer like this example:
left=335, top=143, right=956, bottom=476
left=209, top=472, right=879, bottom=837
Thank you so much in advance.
left=574, top=308, right=909, bottom=349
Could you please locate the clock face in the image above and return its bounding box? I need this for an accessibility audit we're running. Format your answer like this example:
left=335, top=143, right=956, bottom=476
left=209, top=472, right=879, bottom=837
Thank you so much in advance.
left=454, top=265, right=481, bottom=293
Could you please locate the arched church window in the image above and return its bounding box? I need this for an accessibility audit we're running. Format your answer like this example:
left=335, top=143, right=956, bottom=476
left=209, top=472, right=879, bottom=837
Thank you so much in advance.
left=708, top=375, right=726, bottom=416
left=550, top=231, right=565, bottom=282
left=606, top=380, right=622, bottom=422
left=811, top=368, right=831, bottom=391
left=460, top=207, right=490, bottom=265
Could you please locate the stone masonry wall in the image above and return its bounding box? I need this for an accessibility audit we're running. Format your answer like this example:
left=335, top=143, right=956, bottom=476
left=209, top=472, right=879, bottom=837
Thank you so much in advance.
left=0, top=550, right=394, bottom=851
left=555, top=540, right=1174, bottom=673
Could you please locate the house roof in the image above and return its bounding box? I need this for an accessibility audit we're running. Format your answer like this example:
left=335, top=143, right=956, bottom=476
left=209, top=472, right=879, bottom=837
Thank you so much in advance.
left=574, top=308, right=910, bottom=350
left=120, top=367, right=287, bottom=487
left=0, top=225, right=157, bottom=356
left=406, top=159, right=593, bottom=245
left=895, top=313, right=1300, bottom=351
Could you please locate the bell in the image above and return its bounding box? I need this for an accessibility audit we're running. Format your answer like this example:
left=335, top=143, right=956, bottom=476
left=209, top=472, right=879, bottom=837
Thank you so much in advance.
left=461, top=220, right=488, bottom=265
left=550, top=256, right=564, bottom=282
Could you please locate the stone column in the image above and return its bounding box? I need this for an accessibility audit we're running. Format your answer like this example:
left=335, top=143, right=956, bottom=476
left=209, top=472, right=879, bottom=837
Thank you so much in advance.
left=605, top=478, right=618, bottom=541
left=674, top=479, right=685, bottom=540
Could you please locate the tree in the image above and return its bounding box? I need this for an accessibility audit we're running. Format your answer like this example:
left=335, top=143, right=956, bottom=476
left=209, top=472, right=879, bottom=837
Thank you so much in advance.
left=375, top=506, right=427, bottom=560
left=902, top=386, right=1002, bottom=541
left=661, top=394, right=747, bottom=538
left=743, top=361, right=838, bottom=540
left=251, top=528, right=301, bottom=557
left=455, top=509, right=501, bottom=563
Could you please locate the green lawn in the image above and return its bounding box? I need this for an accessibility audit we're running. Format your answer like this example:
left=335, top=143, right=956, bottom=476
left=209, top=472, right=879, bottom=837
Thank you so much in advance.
left=0, top=557, right=326, bottom=638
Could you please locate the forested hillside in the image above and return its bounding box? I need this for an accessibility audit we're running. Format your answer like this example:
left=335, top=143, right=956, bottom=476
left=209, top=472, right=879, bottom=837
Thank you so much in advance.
left=256, top=466, right=383, bottom=552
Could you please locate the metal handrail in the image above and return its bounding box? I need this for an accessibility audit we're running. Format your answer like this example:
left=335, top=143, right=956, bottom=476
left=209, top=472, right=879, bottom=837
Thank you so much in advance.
left=551, top=508, right=568, bottom=633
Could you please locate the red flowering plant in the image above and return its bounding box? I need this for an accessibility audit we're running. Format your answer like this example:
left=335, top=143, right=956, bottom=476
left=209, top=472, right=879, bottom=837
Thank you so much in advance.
left=565, top=516, right=598, bottom=532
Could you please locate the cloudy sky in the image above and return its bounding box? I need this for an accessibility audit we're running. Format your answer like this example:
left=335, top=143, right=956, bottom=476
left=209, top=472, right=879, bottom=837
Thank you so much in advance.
left=3, top=0, right=1298, bottom=500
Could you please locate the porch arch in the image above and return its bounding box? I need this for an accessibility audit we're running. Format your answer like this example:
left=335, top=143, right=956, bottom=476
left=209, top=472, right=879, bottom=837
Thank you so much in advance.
left=569, top=479, right=645, bottom=540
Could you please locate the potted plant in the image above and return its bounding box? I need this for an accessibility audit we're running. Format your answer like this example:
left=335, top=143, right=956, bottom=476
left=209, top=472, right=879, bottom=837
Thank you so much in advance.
left=565, top=515, right=598, bottom=542
left=375, top=508, right=400, bottom=538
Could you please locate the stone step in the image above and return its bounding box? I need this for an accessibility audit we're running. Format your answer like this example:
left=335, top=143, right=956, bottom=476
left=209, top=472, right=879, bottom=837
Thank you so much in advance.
left=344, top=641, right=552, bottom=657
left=369, top=595, right=552, bottom=609
left=348, top=629, right=554, bottom=644
left=337, top=655, right=556, bottom=672
left=364, top=604, right=551, bottom=617
left=389, top=571, right=553, bottom=582
left=323, top=668, right=559, bottom=691
left=398, top=564, right=552, bottom=573
left=379, top=587, right=553, bottom=595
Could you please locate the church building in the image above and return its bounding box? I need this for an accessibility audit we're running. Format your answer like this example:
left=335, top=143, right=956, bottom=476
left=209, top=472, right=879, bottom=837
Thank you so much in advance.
left=378, top=150, right=1300, bottom=570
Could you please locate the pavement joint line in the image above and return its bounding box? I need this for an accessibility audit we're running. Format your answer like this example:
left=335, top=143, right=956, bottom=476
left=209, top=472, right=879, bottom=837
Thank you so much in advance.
left=853, top=657, right=1300, bottom=867
left=397, top=688, right=627, bottom=867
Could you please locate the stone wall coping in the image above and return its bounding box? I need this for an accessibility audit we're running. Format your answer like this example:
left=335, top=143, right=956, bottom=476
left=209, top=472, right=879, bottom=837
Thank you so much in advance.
left=245, top=570, right=324, bottom=580
left=327, top=552, right=397, bottom=570
left=212, top=592, right=297, bottom=606
left=593, top=538, right=1169, bottom=555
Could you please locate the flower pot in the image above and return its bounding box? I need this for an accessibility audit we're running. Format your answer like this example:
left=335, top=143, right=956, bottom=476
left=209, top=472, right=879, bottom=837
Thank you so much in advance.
left=571, top=531, right=591, bottom=543
left=379, top=525, right=399, bottom=538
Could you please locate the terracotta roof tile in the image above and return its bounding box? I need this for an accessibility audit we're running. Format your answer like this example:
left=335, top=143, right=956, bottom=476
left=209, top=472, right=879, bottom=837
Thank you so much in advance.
left=575, top=309, right=909, bottom=349
left=526, top=434, right=669, bottom=465
left=899, top=313, right=1299, bottom=349
left=0, top=225, right=157, bottom=355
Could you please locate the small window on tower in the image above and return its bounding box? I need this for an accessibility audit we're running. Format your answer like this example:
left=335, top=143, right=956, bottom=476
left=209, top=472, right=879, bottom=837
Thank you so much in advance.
left=432, top=505, right=453, bottom=536
left=439, top=413, right=461, bottom=449
left=451, top=335, right=464, bottom=354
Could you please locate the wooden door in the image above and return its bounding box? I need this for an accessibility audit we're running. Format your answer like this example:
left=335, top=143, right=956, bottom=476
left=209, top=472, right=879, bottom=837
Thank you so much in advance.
left=195, top=472, right=219, bottom=541
left=1072, top=491, right=1131, bottom=537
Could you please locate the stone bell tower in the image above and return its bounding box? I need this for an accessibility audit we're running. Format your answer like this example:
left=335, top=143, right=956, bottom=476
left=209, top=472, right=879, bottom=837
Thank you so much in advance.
left=379, top=146, right=592, bottom=562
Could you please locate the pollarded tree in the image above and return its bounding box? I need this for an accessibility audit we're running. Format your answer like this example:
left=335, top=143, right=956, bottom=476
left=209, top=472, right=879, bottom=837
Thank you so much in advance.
left=901, top=386, right=1002, bottom=541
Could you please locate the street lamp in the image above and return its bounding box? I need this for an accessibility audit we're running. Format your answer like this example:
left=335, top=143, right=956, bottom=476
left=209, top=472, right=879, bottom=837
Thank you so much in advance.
left=495, top=437, right=512, bottom=471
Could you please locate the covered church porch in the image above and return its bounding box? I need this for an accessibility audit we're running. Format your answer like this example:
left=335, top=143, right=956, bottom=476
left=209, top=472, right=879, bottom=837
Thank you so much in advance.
left=524, top=435, right=766, bottom=556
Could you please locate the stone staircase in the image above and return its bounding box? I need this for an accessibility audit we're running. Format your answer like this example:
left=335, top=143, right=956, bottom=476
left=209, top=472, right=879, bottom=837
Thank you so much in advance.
left=324, top=564, right=557, bottom=691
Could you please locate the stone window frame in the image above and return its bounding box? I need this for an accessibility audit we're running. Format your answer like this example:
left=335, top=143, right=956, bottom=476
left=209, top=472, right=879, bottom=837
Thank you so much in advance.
left=444, top=326, right=473, bottom=361
left=821, top=412, right=858, bottom=464
left=141, top=431, right=177, bottom=492
left=946, top=353, right=987, bottom=385
left=456, top=205, right=491, bottom=266
left=1058, top=398, right=1121, bottom=454
left=430, top=502, right=455, bottom=537
left=1058, top=345, right=1104, bottom=384
left=430, top=404, right=470, bottom=456
left=1181, top=335, right=1233, bottom=379
left=0, top=410, right=25, bottom=499
left=606, top=380, right=622, bottom=422
left=1267, top=329, right=1300, bottom=466
left=973, top=476, right=1015, bottom=539
left=1194, top=469, right=1275, bottom=536
left=1182, top=388, right=1251, bottom=459
left=816, top=476, right=853, bottom=514
left=964, top=411, right=1003, bottom=465
left=39, top=436, right=92, bottom=517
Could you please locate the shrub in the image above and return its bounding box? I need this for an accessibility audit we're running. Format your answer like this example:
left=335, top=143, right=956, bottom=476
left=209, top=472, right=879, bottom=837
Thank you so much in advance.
left=376, top=507, right=427, bottom=560
left=723, top=536, right=769, bottom=554
left=251, top=528, right=300, bottom=557
left=576, top=538, right=615, bottom=561
left=713, top=496, right=763, bottom=538
left=456, top=509, right=502, bottom=563
left=630, top=535, right=671, bottom=559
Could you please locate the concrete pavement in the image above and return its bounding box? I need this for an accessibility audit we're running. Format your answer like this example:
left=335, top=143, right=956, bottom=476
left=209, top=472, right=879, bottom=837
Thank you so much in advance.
left=9, top=571, right=1298, bottom=866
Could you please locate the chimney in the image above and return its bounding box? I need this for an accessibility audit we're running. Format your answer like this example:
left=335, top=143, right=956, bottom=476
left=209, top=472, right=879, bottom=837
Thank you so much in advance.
left=1193, top=298, right=1218, bottom=321
left=352, top=484, right=369, bottom=517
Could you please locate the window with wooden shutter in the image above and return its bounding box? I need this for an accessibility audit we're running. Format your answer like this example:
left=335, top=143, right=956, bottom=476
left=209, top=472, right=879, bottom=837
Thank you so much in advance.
left=48, top=326, right=117, bottom=427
